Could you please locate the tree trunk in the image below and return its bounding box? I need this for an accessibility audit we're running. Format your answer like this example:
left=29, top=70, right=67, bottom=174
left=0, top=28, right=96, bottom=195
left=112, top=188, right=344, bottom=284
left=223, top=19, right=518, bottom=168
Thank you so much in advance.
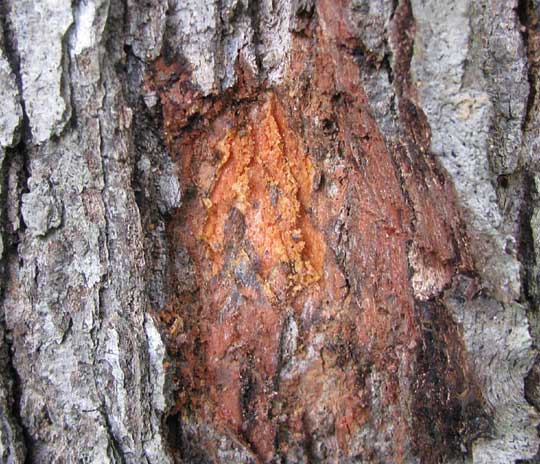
left=1, top=0, right=539, bottom=463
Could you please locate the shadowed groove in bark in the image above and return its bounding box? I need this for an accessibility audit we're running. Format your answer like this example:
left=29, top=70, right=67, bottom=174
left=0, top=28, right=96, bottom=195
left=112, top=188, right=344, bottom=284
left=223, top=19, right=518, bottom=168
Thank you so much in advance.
left=0, top=4, right=34, bottom=462
left=518, top=0, right=539, bottom=131
left=515, top=1, right=540, bottom=459
left=0, top=148, right=30, bottom=464
left=521, top=170, right=540, bottom=463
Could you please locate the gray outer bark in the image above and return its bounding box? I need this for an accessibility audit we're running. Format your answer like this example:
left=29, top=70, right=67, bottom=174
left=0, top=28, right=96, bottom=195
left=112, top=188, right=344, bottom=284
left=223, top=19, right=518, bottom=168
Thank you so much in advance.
left=0, top=0, right=539, bottom=463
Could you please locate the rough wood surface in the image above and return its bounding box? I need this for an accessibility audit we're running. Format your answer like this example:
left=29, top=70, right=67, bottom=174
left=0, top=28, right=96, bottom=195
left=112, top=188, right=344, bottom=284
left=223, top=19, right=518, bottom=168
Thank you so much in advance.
left=0, top=1, right=539, bottom=463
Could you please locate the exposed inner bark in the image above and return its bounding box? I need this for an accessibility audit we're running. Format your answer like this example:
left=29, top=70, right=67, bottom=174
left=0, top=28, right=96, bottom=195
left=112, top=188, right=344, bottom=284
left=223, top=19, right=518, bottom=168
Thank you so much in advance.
left=146, top=2, right=492, bottom=462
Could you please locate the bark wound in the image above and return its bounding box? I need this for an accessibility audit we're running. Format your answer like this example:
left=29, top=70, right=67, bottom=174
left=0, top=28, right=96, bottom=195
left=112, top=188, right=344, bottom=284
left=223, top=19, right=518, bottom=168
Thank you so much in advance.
left=147, top=1, right=491, bottom=462
left=201, top=97, right=324, bottom=290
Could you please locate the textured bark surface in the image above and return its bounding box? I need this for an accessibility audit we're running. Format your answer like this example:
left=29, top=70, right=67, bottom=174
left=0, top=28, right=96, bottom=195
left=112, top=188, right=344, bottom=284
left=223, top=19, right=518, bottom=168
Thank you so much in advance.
left=1, top=1, right=540, bottom=463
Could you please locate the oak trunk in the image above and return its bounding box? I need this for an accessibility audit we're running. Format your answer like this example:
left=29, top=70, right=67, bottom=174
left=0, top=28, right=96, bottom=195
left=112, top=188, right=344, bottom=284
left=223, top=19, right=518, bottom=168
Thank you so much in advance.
left=1, top=1, right=540, bottom=463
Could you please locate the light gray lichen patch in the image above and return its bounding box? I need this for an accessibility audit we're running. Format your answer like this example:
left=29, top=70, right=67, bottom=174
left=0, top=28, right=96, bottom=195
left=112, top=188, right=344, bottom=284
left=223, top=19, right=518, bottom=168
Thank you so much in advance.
left=216, top=0, right=257, bottom=90
left=21, top=179, right=62, bottom=238
left=167, top=0, right=219, bottom=95
left=71, top=0, right=109, bottom=56
left=410, top=0, right=524, bottom=303
left=411, top=1, right=539, bottom=461
left=8, top=0, right=73, bottom=144
left=0, top=47, right=22, bottom=148
left=144, top=315, right=168, bottom=414
left=165, top=0, right=292, bottom=95
left=411, top=0, right=500, bottom=237
left=258, top=0, right=293, bottom=85
left=448, top=293, right=540, bottom=462
left=158, top=170, right=181, bottom=214
left=126, top=0, right=167, bottom=61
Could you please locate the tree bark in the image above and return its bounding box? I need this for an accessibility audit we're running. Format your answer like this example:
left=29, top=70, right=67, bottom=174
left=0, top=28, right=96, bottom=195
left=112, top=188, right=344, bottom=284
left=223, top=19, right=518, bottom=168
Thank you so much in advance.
left=0, top=1, right=539, bottom=463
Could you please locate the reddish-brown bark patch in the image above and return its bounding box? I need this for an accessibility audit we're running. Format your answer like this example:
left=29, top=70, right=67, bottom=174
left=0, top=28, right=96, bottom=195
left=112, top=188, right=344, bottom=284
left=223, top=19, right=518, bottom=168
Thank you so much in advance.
left=147, top=1, right=490, bottom=462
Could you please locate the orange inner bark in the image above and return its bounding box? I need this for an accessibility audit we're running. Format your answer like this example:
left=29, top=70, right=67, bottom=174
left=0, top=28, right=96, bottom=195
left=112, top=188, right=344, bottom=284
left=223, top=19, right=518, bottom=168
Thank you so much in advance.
left=201, top=96, right=324, bottom=293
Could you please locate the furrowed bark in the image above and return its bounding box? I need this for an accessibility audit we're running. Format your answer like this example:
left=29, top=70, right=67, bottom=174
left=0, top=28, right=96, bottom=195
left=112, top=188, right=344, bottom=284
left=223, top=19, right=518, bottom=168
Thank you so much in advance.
left=0, top=1, right=539, bottom=463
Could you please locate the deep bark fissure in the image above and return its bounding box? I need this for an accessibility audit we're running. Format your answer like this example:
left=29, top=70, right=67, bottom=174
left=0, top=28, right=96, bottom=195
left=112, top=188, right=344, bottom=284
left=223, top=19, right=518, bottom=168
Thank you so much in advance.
left=0, top=7, right=34, bottom=462
left=514, top=2, right=540, bottom=458
left=518, top=0, right=538, bottom=132
left=0, top=147, right=31, bottom=463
